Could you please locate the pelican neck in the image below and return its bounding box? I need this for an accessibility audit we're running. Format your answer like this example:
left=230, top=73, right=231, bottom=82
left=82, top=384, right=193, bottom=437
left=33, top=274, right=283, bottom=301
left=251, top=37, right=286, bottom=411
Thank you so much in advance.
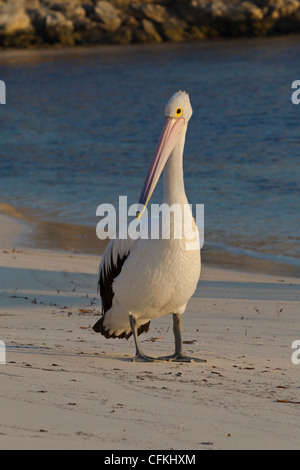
left=163, top=130, right=188, bottom=207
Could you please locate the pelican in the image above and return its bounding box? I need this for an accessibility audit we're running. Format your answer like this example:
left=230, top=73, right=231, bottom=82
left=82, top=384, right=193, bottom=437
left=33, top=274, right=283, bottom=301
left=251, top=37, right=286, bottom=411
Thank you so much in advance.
left=93, top=91, right=205, bottom=363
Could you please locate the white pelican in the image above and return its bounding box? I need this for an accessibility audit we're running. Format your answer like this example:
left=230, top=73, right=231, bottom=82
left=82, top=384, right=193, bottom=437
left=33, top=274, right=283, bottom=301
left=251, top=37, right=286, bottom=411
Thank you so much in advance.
left=93, top=91, right=205, bottom=363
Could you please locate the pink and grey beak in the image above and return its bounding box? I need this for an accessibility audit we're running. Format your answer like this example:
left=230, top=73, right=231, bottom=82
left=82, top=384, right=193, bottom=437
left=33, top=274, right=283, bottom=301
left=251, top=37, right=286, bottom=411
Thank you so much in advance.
left=137, top=116, right=185, bottom=218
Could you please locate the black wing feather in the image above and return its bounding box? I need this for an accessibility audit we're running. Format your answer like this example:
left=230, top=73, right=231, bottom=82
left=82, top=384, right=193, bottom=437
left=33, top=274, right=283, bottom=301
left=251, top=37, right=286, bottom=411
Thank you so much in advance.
left=92, top=250, right=150, bottom=339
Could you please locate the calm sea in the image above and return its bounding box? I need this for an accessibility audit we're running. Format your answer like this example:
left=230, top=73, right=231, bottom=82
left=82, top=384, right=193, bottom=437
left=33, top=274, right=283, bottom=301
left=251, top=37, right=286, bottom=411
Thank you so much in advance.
left=0, top=37, right=299, bottom=274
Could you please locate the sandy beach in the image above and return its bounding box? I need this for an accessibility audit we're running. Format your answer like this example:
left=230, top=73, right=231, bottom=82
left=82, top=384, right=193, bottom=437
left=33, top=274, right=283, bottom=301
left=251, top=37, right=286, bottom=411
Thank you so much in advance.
left=0, top=213, right=299, bottom=450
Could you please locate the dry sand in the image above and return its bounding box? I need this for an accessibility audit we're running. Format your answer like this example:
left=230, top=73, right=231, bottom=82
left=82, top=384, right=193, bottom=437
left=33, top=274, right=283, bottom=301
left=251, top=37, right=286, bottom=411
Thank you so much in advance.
left=0, top=214, right=300, bottom=450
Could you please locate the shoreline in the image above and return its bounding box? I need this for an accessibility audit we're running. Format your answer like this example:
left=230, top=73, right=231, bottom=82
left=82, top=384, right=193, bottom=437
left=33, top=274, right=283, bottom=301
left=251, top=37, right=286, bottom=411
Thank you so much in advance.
left=0, top=34, right=300, bottom=64
left=0, top=203, right=107, bottom=256
left=0, top=203, right=299, bottom=279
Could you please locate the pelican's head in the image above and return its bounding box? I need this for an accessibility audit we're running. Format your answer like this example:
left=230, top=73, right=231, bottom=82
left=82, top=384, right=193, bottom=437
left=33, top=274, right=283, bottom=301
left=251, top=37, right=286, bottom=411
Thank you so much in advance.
left=138, top=91, right=192, bottom=217
left=165, top=90, right=193, bottom=122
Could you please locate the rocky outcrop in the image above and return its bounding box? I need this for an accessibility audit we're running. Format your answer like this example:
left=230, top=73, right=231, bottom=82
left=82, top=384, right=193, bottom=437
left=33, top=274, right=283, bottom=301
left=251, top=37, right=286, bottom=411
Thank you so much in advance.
left=94, top=1, right=122, bottom=32
left=1, top=0, right=300, bottom=48
left=0, top=0, right=34, bottom=46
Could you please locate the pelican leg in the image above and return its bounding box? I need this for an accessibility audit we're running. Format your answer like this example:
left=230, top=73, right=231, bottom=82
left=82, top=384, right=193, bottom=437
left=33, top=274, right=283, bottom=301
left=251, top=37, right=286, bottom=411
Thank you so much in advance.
left=159, top=314, right=207, bottom=363
left=129, top=315, right=156, bottom=362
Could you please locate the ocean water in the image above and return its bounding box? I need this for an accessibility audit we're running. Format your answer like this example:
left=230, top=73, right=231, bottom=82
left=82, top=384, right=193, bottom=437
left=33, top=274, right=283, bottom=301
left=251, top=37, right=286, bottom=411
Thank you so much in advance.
left=0, top=37, right=299, bottom=273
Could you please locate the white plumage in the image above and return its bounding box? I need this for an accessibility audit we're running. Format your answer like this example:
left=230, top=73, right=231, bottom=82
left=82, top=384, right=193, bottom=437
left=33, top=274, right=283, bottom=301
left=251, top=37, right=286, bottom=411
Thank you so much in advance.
left=93, top=91, right=205, bottom=363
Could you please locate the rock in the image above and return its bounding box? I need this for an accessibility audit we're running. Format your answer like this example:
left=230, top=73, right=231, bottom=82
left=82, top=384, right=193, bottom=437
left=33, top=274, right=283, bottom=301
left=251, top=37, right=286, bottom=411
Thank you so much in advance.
left=68, top=6, right=86, bottom=21
left=94, top=1, right=122, bottom=32
left=46, top=1, right=69, bottom=12
left=39, top=0, right=82, bottom=12
left=142, top=18, right=162, bottom=42
left=270, top=8, right=280, bottom=19
left=24, top=0, right=40, bottom=8
left=124, top=15, right=139, bottom=30
left=109, top=25, right=132, bottom=44
left=0, top=0, right=32, bottom=36
left=187, top=25, right=206, bottom=40
left=43, top=11, right=75, bottom=45
left=73, top=18, right=105, bottom=44
left=241, top=2, right=264, bottom=21
left=141, top=4, right=167, bottom=24
left=209, top=1, right=230, bottom=18
left=161, top=17, right=188, bottom=42
left=1, top=0, right=300, bottom=48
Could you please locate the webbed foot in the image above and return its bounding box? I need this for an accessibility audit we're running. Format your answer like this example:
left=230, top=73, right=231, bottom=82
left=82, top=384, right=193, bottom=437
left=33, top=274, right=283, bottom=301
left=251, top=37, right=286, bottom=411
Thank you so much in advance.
left=132, top=354, right=157, bottom=363
left=158, top=353, right=207, bottom=363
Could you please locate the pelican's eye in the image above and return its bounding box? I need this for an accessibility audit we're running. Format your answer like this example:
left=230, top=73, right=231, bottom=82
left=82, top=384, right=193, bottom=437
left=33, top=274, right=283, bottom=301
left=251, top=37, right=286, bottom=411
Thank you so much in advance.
left=175, top=107, right=183, bottom=117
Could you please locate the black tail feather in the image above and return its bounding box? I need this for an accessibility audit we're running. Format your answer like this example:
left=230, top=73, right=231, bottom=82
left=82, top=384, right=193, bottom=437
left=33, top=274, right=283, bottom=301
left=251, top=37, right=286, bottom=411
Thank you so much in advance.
left=92, top=316, right=150, bottom=340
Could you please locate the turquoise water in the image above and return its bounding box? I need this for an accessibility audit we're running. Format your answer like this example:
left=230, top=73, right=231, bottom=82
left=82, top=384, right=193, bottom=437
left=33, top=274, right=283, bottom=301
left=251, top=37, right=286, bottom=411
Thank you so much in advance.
left=0, top=37, right=299, bottom=269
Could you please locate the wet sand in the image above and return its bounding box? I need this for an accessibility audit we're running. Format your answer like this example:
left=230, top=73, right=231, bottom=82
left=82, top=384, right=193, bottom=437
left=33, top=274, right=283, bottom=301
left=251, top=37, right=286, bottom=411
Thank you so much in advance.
left=0, top=204, right=107, bottom=255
